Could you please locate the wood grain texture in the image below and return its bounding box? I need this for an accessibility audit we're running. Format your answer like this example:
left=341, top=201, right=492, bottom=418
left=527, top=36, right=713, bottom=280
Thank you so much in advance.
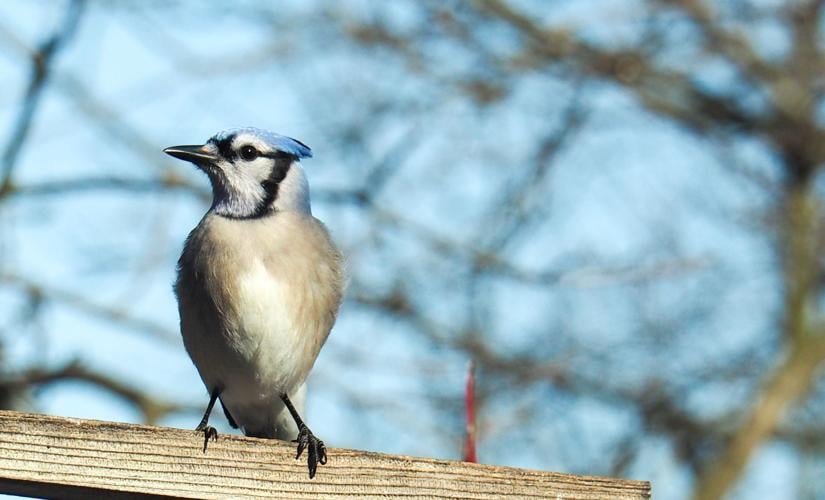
left=0, top=410, right=650, bottom=499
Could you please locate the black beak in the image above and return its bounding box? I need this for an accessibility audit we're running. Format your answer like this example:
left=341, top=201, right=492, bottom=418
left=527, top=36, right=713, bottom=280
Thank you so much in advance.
left=163, top=144, right=218, bottom=164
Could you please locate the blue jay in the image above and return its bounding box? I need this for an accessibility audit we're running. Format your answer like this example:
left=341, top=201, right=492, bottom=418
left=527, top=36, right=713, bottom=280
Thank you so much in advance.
left=164, top=128, right=344, bottom=478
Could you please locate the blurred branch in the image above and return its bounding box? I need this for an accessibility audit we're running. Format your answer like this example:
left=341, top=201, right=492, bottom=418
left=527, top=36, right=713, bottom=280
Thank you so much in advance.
left=4, top=174, right=367, bottom=207
left=0, top=272, right=178, bottom=346
left=0, top=0, right=84, bottom=195
left=349, top=281, right=746, bottom=476
left=782, top=187, right=819, bottom=343
left=0, top=20, right=183, bottom=177
left=472, top=0, right=762, bottom=131
left=4, top=174, right=209, bottom=201
left=371, top=205, right=712, bottom=287
left=2, top=360, right=192, bottom=424
left=656, top=0, right=780, bottom=82
left=478, top=93, right=586, bottom=252
left=56, top=76, right=175, bottom=174
left=786, top=0, right=824, bottom=97
left=691, top=177, right=825, bottom=498
left=693, top=333, right=825, bottom=500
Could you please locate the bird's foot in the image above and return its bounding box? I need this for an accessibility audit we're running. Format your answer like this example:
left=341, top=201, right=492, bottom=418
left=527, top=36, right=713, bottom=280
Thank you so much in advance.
left=195, top=423, right=218, bottom=453
left=293, top=424, right=327, bottom=479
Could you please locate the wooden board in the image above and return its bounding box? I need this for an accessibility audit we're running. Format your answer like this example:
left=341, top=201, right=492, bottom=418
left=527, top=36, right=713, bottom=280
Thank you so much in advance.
left=0, top=410, right=651, bottom=499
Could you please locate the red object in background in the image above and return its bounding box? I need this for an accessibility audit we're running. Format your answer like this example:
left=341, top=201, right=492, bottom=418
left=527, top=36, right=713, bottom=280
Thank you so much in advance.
left=463, top=359, right=477, bottom=463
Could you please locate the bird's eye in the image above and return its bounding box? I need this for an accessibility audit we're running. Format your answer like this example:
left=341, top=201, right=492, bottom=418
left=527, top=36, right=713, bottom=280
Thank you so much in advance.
left=239, top=145, right=259, bottom=161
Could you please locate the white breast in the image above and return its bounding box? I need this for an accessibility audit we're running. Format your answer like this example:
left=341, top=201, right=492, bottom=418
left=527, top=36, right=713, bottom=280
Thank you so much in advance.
left=232, top=258, right=311, bottom=391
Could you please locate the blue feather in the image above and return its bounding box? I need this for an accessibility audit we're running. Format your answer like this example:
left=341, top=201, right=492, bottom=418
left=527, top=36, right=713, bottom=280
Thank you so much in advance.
left=270, top=134, right=313, bottom=159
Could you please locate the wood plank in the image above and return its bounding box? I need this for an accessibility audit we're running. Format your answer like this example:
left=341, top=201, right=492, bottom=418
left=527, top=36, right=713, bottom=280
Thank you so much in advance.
left=0, top=410, right=651, bottom=499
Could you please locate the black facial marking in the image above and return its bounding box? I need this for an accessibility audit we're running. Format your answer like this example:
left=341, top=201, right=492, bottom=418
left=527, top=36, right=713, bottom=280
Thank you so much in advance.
left=256, top=155, right=294, bottom=216
left=261, top=151, right=299, bottom=160
left=246, top=157, right=293, bottom=219
left=210, top=134, right=237, bottom=162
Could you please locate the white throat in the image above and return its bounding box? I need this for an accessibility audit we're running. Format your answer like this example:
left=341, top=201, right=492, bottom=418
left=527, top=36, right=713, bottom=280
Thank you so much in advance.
left=210, top=171, right=265, bottom=218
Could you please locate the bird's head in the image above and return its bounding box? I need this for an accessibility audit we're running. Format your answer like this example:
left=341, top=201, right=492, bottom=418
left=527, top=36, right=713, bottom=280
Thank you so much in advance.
left=164, top=127, right=313, bottom=218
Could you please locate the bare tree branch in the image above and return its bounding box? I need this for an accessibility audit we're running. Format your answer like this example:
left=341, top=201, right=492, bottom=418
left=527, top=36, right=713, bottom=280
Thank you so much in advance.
left=693, top=334, right=825, bottom=500
left=0, top=272, right=177, bottom=346
left=3, top=361, right=194, bottom=424
left=0, top=0, right=84, bottom=194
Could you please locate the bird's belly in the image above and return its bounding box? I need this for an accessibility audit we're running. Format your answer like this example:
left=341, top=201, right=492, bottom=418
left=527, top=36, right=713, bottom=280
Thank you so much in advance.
left=179, top=259, right=320, bottom=433
left=230, top=261, right=318, bottom=389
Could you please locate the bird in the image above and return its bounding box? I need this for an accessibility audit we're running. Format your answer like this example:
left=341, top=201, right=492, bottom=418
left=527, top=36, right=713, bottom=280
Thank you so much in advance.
left=164, top=127, right=344, bottom=479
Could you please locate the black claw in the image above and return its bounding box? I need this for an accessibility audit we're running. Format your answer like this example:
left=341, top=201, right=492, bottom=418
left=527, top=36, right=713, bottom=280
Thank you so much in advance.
left=295, top=434, right=307, bottom=460
left=196, top=425, right=218, bottom=453
left=294, top=425, right=326, bottom=479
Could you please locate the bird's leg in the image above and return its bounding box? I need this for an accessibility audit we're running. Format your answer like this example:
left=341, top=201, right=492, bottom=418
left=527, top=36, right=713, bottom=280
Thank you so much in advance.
left=195, top=387, right=220, bottom=453
left=281, top=393, right=327, bottom=479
